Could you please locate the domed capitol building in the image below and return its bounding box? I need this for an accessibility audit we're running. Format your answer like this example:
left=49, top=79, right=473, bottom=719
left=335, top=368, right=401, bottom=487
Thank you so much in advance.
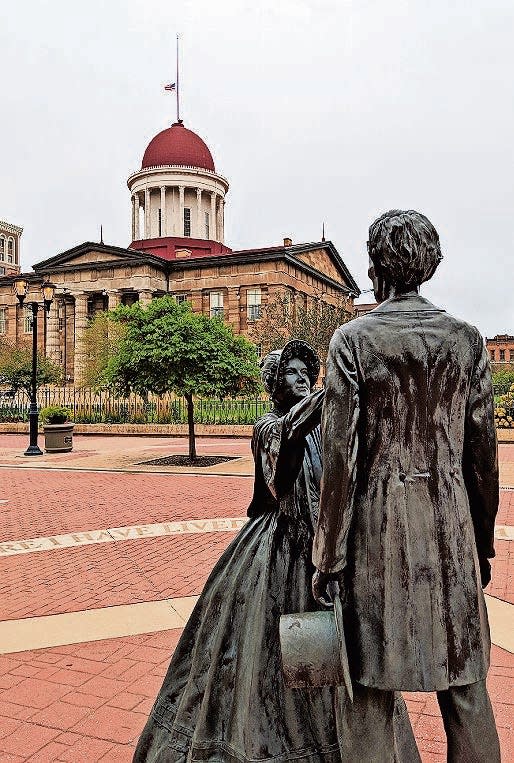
left=0, top=118, right=360, bottom=384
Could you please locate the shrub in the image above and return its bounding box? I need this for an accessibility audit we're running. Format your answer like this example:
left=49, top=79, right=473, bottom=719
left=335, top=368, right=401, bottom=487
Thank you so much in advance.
left=494, top=383, right=514, bottom=428
left=492, top=369, right=514, bottom=396
left=40, top=405, right=72, bottom=424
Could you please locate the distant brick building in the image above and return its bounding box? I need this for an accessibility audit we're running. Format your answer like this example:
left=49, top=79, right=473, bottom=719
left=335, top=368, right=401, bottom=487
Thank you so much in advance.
left=354, top=301, right=378, bottom=317
left=487, top=334, right=514, bottom=364
left=0, top=120, right=359, bottom=383
left=0, top=220, right=22, bottom=278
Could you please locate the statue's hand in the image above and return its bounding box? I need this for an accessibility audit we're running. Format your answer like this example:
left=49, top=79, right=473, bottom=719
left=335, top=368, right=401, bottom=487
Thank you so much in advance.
left=312, top=569, right=335, bottom=608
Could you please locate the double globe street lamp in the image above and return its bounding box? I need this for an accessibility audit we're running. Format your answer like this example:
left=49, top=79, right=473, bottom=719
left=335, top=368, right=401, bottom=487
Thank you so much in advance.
left=12, top=278, right=55, bottom=456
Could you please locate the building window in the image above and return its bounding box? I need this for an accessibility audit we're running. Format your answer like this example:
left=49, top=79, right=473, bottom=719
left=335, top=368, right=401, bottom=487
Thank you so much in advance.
left=7, top=239, right=13, bottom=263
left=174, top=293, right=189, bottom=305
left=209, top=291, right=224, bottom=318
left=0, top=267, right=4, bottom=276
left=183, top=207, right=191, bottom=237
left=23, top=306, right=32, bottom=334
left=254, top=343, right=262, bottom=358
left=0, top=307, right=6, bottom=334
left=205, top=212, right=210, bottom=239
left=247, top=288, right=262, bottom=321
left=0, top=238, right=4, bottom=260
left=489, top=349, right=495, bottom=361
left=499, top=349, right=505, bottom=362
left=158, top=208, right=162, bottom=237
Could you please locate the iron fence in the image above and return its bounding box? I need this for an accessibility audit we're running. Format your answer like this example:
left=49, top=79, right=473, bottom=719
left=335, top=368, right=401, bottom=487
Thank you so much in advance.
left=0, top=388, right=272, bottom=425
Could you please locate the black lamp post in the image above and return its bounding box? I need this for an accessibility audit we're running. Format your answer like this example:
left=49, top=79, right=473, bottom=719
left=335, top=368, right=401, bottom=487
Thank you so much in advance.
left=13, top=278, right=55, bottom=456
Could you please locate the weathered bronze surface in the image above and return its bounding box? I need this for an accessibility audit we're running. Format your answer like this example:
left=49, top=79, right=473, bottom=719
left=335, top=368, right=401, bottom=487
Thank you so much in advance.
left=280, top=610, right=344, bottom=690
left=133, top=341, right=345, bottom=761
left=312, top=210, right=501, bottom=760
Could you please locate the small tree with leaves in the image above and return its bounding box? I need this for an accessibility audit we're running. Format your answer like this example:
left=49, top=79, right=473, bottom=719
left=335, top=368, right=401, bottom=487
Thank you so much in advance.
left=0, top=339, right=61, bottom=397
left=81, top=312, right=127, bottom=388
left=250, top=291, right=353, bottom=367
left=105, top=296, right=262, bottom=460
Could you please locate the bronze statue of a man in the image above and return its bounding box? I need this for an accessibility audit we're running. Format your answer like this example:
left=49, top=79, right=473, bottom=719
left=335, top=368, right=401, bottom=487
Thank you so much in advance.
left=312, top=210, right=500, bottom=761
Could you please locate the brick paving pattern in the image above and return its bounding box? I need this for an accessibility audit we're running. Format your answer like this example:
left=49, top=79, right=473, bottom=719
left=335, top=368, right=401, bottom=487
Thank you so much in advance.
left=1, top=532, right=238, bottom=620
left=0, top=436, right=512, bottom=762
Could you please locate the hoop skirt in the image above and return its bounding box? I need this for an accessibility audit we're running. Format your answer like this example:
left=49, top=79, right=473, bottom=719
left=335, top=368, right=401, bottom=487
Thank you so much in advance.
left=133, top=392, right=342, bottom=762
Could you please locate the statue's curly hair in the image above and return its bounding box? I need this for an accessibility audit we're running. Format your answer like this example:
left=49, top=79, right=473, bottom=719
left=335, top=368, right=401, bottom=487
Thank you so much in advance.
left=368, top=210, right=443, bottom=288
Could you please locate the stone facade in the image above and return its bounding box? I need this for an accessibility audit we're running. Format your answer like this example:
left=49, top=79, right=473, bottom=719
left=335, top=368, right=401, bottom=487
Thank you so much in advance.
left=0, top=238, right=359, bottom=384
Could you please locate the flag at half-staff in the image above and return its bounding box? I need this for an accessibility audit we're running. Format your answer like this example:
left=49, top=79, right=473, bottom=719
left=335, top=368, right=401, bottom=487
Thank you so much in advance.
left=164, top=83, right=176, bottom=92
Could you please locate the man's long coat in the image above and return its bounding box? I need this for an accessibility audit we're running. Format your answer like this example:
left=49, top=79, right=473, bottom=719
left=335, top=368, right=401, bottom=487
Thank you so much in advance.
left=312, top=294, right=498, bottom=691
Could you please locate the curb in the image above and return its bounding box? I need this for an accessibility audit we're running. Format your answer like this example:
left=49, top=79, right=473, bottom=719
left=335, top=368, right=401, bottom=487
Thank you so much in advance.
left=0, top=422, right=253, bottom=438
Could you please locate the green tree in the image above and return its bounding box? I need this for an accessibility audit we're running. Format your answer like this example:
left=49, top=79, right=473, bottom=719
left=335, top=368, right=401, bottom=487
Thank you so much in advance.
left=0, top=339, right=61, bottom=396
left=105, top=296, right=262, bottom=460
left=81, top=312, right=127, bottom=388
left=250, top=291, right=353, bottom=366
left=492, top=367, right=514, bottom=395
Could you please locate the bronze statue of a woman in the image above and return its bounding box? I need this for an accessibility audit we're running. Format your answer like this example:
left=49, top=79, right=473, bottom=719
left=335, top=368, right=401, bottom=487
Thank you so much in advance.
left=133, top=340, right=417, bottom=762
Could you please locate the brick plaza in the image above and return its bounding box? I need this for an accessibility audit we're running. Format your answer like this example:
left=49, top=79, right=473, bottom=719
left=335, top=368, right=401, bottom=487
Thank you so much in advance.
left=0, top=434, right=512, bottom=762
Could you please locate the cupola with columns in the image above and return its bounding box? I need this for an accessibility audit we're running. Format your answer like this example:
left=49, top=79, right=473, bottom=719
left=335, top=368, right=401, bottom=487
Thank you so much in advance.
left=127, top=121, right=231, bottom=260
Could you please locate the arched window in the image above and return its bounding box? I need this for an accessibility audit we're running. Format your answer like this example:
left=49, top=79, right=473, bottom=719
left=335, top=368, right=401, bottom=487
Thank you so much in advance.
left=0, top=237, right=5, bottom=261
left=7, top=239, right=14, bottom=264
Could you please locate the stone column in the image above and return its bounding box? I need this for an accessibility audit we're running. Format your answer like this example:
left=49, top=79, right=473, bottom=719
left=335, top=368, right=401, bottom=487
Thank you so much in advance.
left=144, top=188, right=151, bottom=238
left=45, top=299, right=61, bottom=366
left=160, top=186, right=167, bottom=237
left=107, top=291, right=121, bottom=344
left=219, top=198, right=225, bottom=243
left=178, top=186, right=185, bottom=237
left=210, top=192, right=216, bottom=242
left=108, top=291, right=121, bottom=311
left=73, top=292, right=89, bottom=384
left=139, top=290, right=153, bottom=306
left=216, top=198, right=222, bottom=242
left=134, top=194, right=140, bottom=240
left=196, top=188, right=202, bottom=238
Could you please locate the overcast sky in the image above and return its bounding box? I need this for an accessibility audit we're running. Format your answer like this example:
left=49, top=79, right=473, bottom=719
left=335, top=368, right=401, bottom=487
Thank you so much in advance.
left=1, top=0, right=512, bottom=336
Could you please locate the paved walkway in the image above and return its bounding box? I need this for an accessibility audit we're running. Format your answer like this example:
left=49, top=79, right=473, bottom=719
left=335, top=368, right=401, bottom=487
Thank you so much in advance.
left=0, top=435, right=512, bottom=762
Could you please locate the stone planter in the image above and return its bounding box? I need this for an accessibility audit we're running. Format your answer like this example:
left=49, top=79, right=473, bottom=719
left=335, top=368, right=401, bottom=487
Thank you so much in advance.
left=43, top=422, right=74, bottom=453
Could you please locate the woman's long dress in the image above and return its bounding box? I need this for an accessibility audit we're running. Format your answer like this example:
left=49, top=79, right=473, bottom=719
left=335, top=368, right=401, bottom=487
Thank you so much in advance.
left=132, top=390, right=343, bottom=762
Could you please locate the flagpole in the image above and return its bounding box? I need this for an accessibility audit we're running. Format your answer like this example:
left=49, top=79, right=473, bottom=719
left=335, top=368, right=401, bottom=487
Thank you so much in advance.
left=176, top=34, right=180, bottom=123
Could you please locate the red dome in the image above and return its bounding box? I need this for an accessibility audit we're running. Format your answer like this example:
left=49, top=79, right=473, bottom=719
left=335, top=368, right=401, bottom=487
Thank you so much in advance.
left=141, top=122, right=215, bottom=171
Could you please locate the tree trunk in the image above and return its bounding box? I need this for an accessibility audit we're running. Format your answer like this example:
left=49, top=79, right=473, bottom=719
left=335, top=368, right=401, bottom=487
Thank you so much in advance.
left=185, top=393, right=197, bottom=461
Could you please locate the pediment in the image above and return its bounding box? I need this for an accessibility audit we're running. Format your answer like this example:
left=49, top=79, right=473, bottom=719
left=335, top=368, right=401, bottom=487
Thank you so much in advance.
left=294, top=248, right=344, bottom=284
left=33, top=242, right=158, bottom=272
left=63, top=250, right=130, bottom=266
left=285, top=242, right=360, bottom=294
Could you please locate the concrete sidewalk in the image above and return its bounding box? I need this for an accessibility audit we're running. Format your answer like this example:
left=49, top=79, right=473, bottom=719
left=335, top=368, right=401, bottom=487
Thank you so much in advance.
left=0, top=434, right=254, bottom=476
left=1, top=434, right=513, bottom=484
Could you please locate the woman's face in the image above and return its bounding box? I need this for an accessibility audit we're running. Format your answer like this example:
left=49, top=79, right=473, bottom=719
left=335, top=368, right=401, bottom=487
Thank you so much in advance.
left=276, top=358, right=311, bottom=408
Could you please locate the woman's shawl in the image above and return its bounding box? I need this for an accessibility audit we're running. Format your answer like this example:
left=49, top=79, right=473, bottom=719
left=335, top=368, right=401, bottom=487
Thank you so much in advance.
left=248, top=389, right=324, bottom=524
